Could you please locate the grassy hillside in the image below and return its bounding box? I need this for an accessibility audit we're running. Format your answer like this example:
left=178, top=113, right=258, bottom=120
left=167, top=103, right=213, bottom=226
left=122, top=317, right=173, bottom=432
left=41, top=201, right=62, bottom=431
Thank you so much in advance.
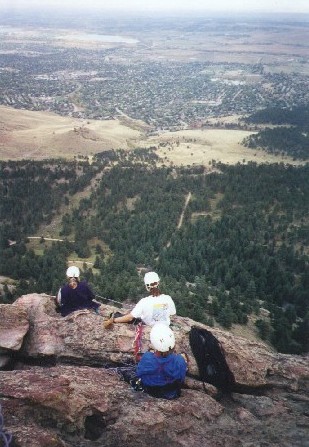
left=0, top=106, right=305, bottom=166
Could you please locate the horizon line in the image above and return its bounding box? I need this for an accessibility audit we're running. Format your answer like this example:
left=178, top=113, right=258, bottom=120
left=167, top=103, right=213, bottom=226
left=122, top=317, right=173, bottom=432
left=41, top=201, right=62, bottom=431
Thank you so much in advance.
left=1, top=6, right=309, bottom=15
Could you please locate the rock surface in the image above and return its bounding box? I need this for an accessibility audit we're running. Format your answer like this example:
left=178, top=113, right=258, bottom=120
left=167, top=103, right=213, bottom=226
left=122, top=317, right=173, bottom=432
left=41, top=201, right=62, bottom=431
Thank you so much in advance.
left=0, top=293, right=308, bottom=447
left=0, top=304, right=29, bottom=351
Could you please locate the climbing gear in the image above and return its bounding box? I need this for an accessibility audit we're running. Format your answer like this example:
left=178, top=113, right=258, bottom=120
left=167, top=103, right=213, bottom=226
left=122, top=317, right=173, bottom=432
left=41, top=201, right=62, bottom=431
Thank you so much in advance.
left=104, top=313, right=144, bottom=360
left=130, top=377, right=144, bottom=392
left=114, top=366, right=144, bottom=391
left=144, top=271, right=160, bottom=291
left=133, top=321, right=144, bottom=361
left=150, top=324, right=175, bottom=352
left=94, top=292, right=126, bottom=309
left=0, top=404, right=12, bottom=447
left=189, top=326, right=235, bottom=393
left=66, top=266, right=80, bottom=278
left=105, top=364, right=142, bottom=389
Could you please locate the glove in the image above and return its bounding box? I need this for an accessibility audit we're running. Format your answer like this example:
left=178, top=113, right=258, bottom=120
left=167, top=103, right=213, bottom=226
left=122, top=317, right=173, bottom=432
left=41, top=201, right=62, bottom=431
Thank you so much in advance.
left=104, top=313, right=114, bottom=329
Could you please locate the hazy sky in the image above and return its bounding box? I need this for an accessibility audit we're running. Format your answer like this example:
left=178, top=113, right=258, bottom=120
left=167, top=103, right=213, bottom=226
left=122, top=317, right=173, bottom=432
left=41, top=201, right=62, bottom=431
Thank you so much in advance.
left=1, top=0, right=309, bottom=14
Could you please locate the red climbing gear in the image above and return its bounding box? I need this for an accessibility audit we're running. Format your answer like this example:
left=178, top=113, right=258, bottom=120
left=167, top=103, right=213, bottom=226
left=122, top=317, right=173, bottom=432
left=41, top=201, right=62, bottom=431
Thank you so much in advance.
left=133, top=321, right=144, bottom=362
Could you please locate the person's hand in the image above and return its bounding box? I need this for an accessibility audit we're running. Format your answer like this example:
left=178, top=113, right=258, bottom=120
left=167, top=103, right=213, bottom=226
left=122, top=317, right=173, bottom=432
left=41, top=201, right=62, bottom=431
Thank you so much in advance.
left=104, top=317, right=114, bottom=329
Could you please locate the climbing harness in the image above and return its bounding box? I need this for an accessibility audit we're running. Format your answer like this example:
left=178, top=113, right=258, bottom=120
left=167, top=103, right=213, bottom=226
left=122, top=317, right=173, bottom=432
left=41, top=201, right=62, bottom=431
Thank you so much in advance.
left=133, top=321, right=144, bottom=362
left=0, top=404, right=12, bottom=447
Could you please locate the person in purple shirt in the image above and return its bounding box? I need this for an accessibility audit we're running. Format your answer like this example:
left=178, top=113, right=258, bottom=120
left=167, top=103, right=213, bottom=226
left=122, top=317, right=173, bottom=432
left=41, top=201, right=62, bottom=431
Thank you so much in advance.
left=57, top=266, right=100, bottom=317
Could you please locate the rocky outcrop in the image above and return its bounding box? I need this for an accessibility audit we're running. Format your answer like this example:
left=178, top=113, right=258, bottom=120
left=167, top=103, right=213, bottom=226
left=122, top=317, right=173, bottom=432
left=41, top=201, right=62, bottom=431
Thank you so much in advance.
left=0, top=303, right=29, bottom=368
left=0, top=304, right=29, bottom=350
left=0, top=293, right=308, bottom=447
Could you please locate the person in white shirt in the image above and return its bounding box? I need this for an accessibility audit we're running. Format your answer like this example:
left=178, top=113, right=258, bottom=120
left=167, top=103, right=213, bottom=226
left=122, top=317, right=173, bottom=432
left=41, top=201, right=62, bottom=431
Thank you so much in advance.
left=104, top=271, right=176, bottom=328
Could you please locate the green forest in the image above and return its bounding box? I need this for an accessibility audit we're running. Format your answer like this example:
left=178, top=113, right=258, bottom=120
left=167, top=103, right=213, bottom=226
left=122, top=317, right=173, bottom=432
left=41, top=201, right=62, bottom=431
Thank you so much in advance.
left=242, top=104, right=309, bottom=160
left=1, top=153, right=308, bottom=355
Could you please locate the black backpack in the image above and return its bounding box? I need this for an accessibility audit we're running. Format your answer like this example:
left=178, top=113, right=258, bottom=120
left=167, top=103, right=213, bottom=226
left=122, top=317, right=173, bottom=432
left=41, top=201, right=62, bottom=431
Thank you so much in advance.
left=189, top=326, right=235, bottom=393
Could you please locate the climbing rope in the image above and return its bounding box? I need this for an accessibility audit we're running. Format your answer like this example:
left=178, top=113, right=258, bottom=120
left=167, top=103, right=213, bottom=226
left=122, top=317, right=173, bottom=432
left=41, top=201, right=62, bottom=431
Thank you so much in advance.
left=0, top=404, right=12, bottom=447
left=133, top=322, right=144, bottom=362
left=94, top=292, right=128, bottom=309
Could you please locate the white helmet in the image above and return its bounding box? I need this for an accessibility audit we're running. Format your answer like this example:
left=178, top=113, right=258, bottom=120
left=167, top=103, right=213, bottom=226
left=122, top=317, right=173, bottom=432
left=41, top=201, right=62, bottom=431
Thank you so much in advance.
left=144, top=271, right=160, bottom=291
left=66, top=266, right=80, bottom=278
left=150, top=324, right=175, bottom=352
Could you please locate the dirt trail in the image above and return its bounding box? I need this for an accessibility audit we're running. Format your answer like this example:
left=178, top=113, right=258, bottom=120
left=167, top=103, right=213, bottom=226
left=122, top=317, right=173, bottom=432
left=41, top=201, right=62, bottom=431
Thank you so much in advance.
left=177, top=191, right=192, bottom=229
left=27, top=237, right=75, bottom=242
left=165, top=191, right=192, bottom=249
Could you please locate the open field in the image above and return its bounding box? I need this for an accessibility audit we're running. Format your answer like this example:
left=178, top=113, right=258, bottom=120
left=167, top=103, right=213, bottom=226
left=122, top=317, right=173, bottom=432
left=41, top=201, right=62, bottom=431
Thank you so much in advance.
left=0, top=106, right=304, bottom=166
left=143, top=128, right=305, bottom=166
left=0, top=106, right=144, bottom=160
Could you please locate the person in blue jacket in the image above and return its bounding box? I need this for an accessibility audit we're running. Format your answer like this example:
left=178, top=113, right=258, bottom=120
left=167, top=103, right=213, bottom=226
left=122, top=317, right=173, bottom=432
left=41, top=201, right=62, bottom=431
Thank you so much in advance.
left=57, top=266, right=100, bottom=317
left=136, top=324, right=187, bottom=399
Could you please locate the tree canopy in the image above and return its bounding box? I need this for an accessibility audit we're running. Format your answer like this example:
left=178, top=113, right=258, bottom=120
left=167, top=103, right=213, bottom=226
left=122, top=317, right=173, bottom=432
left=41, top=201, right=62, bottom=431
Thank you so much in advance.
left=1, top=156, right=308, bottom=354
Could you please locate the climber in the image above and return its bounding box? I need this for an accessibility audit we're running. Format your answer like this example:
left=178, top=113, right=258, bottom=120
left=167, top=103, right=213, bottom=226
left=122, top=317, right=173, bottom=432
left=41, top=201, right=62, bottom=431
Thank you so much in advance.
left=57, top=266, right=100, bottom=317
left=135, top=324, right=187, bottom=399
left=104, top=271, right=176, bottom=328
